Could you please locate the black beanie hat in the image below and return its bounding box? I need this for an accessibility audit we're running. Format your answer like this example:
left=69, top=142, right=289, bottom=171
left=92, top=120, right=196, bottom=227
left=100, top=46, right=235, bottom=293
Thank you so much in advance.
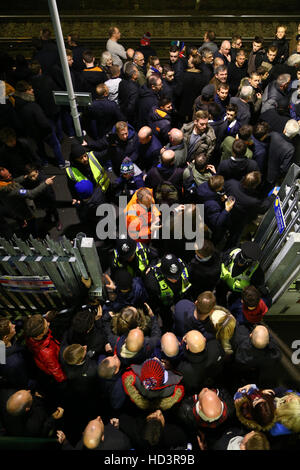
left=70, top=143, right=87, bottom=160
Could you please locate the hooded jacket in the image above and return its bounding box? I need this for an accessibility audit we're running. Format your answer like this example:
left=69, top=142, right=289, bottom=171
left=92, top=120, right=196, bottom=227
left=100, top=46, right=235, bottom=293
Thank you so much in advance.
left=26, top=328, right=66, bottom=383
left=217, top=157, right=259, bottom=181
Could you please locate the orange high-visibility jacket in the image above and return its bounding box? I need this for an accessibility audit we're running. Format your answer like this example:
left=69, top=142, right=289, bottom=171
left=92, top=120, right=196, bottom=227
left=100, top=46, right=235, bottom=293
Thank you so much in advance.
left=125, top=188, right=160, bottom=243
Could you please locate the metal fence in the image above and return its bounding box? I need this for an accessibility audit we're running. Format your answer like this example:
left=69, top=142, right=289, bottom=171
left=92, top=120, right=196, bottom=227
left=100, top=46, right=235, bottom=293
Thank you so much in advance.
left=0, top=234, right=103, bottom=319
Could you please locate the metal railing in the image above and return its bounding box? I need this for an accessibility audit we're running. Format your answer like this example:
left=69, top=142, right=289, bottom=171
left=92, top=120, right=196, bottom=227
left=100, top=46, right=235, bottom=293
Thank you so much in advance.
left=0, top=234, right=103, bottom=318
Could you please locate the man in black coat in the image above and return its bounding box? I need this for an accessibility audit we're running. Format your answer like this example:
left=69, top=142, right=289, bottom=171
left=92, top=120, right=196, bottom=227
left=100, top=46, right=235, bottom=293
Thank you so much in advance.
left=0, top=388, right=63, bottom=437
left=232, top=324, right=282, bottom=386
left=265, top=123, right=298, bottom=191
left=61, top=307, right=108, bottom=360
left=217, top=139, right=259, bottom=181
left=80, top=50, right=107, bottom=97
left=32, top=28, right=60, bottom=76
left=227, top=50, right=248, bottom=97
left=224, top=171, right=278, bottom=245
left=118, top=63, right=140, bottom=128
left=57, top=416, right=131, bottom=450
left=85, top=83, right=125, bottom=139
left=138, top=74, right=162, bottom=128
left=0, top=127, right=40, bottom=176
left=116, top=409, right=189, bottom=450
left=137, top=126, right=162, bottom=171
left=145, top=149, right=183, bottom=191
left=188, top=239, right=221, bottom=299
left=14, top=81, right=65, bottom=167
left=177, top=330, right=225, bottom=394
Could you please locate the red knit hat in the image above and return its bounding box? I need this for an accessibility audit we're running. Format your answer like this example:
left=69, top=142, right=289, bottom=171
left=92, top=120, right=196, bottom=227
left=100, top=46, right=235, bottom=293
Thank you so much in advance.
left=140, top=32, right=151, bottom=46
left=140, top=358, right=164, bottom=390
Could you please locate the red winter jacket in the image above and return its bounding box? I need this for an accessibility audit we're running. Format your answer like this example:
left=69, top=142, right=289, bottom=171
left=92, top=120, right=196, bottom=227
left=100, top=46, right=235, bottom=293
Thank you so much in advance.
left=242, top=298, right=268, bottom=323
left=26, top=328, right=66, bottom=383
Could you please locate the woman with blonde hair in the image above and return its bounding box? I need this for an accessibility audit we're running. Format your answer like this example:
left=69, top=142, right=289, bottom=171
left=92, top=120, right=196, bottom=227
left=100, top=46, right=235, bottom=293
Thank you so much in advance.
left=210, top=307, right=237, bottom=355
left=270, top=391, right=300, bottom=435
left=110, top=305, right=152, bottom=336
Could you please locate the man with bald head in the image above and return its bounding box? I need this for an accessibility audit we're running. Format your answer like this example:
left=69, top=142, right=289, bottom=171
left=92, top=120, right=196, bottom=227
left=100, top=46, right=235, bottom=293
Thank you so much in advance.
left=176, top=384, right=235, bottom=440
left=145, top=148, right=184, bottom=191
left=162, top=128, right=187, bottom=167
left=232, top=323, right=282, bottom=386
left=153, top=332, right=183, bottom=368
left=104, top=313, right=161, bottom=368
left=0, top=388, right=63, bottom=437
left=57, top=415, right=131, bottom=450
left=137, top=125, right=162, bottom=171
left=177, top=329, right=225, bottom=394
left=214, top=40, right=232, bottom=65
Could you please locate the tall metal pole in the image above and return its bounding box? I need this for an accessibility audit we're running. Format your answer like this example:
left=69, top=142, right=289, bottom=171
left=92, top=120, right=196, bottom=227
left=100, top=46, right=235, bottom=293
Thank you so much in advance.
left=48, top=0, right=83, bottom=141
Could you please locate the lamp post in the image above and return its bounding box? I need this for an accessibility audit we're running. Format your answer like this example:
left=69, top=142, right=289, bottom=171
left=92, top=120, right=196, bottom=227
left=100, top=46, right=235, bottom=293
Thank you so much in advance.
left=48, top=0, right=83, bottom=141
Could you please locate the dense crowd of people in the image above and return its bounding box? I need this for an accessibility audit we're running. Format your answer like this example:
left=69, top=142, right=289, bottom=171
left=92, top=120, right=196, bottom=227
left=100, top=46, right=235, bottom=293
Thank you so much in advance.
left=0, top=23, right=300, bottom=451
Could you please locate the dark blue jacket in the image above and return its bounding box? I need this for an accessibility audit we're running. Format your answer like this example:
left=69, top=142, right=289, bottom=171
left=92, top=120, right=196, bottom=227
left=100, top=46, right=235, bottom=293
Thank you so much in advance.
left=113, top=172, right=145, bottom=201
left=145, top=164, right=183, bottom=191
left=87, top=98, right=125, bottom=139
left=0, top=340, right=35, bottom=389
left=204, top=198, right=231, bottom=242
left=217, top=157, right=259, bottom=181
left=173, top=299, right=216, bottom=340
left=137, top=134, right=162, bottom=171
left=97, top=356, right=127, bottom=411
left=138, top=85, right=160, bottom=128
left=90, top=123, right=139, bottom=176
left=252, top=135, right=269, bottom=174
left=103, top=277, right=149, bottom=314
left=195, top=181, right=218, bottom=204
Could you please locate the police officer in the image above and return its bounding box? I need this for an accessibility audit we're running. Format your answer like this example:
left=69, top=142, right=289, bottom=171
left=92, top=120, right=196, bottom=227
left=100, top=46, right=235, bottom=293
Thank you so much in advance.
left=218, top=241, right=267, bottom=305
left=143, top=253, right=192, bottom=329
left=66, top=143, right=110, bottom=204
left=111, top=235, right=155, bottom=278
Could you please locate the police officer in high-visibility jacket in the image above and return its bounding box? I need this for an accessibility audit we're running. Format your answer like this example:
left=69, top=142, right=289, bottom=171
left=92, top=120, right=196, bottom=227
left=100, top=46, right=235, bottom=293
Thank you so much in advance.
left=111, top=235, right=157, bottom=277
left=144, top=253, right=192, bottom=329
left=219, top=241, right=268, bottom=305
left=66, top=143, right=110, bottom=203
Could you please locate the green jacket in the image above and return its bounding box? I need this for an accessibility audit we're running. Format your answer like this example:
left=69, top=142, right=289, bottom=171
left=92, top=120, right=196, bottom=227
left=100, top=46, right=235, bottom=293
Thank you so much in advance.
left=220, top=136, right=253, bottom=162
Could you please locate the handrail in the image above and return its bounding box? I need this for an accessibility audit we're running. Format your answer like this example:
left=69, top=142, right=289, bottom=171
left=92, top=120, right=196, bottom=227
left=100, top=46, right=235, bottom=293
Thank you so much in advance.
left=0, top=14, right=299, bottom=21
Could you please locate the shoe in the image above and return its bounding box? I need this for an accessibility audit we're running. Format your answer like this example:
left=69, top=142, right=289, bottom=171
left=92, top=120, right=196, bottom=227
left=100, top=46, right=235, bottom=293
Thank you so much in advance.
left=58, top=164, right=66, bottom=169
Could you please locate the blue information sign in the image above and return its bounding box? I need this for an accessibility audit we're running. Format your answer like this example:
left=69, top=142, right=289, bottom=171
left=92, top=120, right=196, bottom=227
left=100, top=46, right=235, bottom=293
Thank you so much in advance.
left=274, top=196, right=286, bottom=234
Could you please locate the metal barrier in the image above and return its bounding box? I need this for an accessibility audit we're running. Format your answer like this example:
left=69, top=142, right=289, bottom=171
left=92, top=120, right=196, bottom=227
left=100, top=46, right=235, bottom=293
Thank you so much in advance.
left=254, top=164, right=300, bottom=311
left=0, top=234, right=103, bottom=319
